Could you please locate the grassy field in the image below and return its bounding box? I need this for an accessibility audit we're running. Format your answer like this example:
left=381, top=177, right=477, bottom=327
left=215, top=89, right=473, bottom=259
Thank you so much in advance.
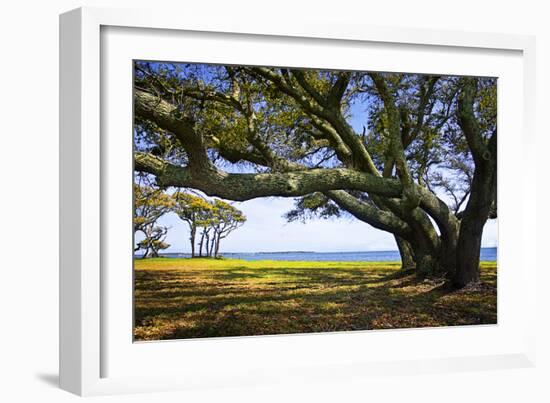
left=134, top=258, right=497, bottom=341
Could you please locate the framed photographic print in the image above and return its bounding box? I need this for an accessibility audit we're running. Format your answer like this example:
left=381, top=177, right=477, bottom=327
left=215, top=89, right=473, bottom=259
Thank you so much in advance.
left=60, top=6, right=537, bottom=396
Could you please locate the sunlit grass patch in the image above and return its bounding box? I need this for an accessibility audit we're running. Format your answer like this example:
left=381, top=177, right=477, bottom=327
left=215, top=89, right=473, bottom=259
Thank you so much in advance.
left=134, top=258, right=497, bottom=341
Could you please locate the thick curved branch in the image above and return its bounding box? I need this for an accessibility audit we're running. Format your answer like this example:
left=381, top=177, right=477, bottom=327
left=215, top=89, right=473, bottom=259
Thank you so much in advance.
left=324, top=190, right=413, bottom=239
left=252, top=67, right=379, bottom=174
left=241, top=88, right=303, bottom=171
left=383, top=75, right=438, bottom=178
left=135, top=152, right=403, bottom=201
left=369, top=73, right=412, bottom=182
left=457, top=78, right=490, bottom=166
left=369, top=73, right=421, bottom=214
left=308, top=116, right=354, bottom=165
left=327, top=72, right=352, bottom=106
left=135, top=90, right=195, bottom=145
left=403, top=76, right=440, bottom=148
left=135, top=90, right=211, bottom=171
left=417, top=186, right=459, bottom=243
left=178, top=87, right=243, bottom=111
left=211, top=136, right=268, bottom=166
left=290, top=69, right=328, bottom=107
left=251, top=67, right=325, bottom=117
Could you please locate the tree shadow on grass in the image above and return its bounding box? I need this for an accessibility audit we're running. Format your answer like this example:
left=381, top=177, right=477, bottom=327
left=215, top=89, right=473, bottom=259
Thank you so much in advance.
left=134, top=267, right=496, bottom=341
left=136, top=267, right=395, bottom=295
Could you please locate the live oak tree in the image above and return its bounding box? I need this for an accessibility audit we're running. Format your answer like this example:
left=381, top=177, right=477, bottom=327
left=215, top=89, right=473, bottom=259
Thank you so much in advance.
left=133, top=62, right=496, bottom=287
left=134, top=183, right=174, bottom=258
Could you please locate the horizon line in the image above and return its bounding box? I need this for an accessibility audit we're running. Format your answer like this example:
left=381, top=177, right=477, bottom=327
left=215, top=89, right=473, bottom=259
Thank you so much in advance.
left=157, top=246, right=498, bottom=255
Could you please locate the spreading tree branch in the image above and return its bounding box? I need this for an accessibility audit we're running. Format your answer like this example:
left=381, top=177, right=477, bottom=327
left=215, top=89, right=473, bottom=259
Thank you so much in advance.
left=134, top=152, right=403, bottom=201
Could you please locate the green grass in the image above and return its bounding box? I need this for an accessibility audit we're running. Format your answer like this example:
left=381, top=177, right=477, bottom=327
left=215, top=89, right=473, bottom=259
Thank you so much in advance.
left=134, top=258, right=497, bottom=341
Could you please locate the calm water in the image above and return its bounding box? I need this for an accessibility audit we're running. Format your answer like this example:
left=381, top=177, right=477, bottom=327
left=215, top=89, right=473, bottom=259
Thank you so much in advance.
left=160, top=247, right=497, bottom=262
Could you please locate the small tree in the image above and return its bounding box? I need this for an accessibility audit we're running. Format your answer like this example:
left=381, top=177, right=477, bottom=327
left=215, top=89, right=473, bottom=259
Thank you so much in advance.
left=172, top=191, right=213, bottom=257
left=136, top=226, right=170, bottom=258
left=196, top=208, right=215, bottom=257
left=197, top=225, right=210, bottom=257
left=134, top=184, right=173, bottom=258
left=172, top=191, right=246, bottom=258
left=210, top=200, right=247, bottom=258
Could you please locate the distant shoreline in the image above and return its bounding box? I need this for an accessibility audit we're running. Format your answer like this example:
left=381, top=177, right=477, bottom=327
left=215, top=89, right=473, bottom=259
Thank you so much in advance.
left=135, top=247, right=498, bottom=262
left=149, top=246, right=497, bottom=255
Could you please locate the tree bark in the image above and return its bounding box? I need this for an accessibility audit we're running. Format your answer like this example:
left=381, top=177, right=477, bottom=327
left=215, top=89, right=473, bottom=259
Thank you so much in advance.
left=209, top=235, right=215, bottom=257
left=409, top=242, right=438, bottom=276
left=395, top=236, right=415, bottom=270
left=205, top=232, right=211, bottom=257
left=452, top=77, right=497, bottom=287
left=453, top=162, right=496, bottom=287
left=198, top=231, right=205, bottom=257
left=454, top=218, right=483, bottom=287
left=214, top=234, right=221, bottom=258
left=135, top=152, right=403, bottom=202
left=190, top=227, right=196, bottom=258
left=439, top=236, right=458, bottom=278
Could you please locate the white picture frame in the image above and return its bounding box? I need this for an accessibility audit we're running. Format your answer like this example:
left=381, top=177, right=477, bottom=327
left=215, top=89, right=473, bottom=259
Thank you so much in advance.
left=60, top=6, right=537, bottom=396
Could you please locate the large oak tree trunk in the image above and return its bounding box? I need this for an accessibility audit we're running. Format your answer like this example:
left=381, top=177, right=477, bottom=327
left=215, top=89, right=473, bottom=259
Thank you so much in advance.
left=404, top=227, right=458, bottom=278
left=414, top=250, right=438, bottom=276
left=452, top=77, right=497, bottom=288
left=395, top=236, right=415, bottom=270
left=454, top=217, right=484, bottom=287
left=440, top=237, right=458, bottom=279
left=453, top=158, right=496, bottom=288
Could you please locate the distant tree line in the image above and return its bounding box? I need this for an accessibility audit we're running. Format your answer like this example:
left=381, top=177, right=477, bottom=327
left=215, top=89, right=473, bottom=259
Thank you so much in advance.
left=133, top=183, right=246, bottom=258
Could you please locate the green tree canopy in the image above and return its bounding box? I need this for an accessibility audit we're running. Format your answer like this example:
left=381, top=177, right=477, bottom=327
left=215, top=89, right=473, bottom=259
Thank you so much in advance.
left=172, top=191, right=247, bottom=258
